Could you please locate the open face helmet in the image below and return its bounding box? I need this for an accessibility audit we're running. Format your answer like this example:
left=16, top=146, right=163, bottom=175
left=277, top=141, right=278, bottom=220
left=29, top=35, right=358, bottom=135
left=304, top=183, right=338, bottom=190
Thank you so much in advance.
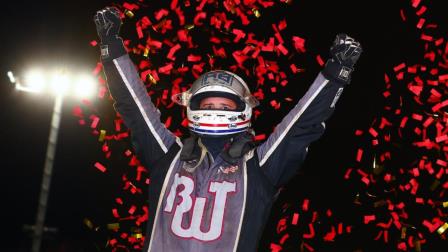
left=172, top=70, right=259, bottom=136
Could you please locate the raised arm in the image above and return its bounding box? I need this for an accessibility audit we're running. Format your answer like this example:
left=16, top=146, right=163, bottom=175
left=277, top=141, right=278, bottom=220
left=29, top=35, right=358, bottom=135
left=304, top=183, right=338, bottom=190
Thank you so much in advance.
left=94, top=7, right=177, bottom=167
left=256, top=34, right=362, bottom=187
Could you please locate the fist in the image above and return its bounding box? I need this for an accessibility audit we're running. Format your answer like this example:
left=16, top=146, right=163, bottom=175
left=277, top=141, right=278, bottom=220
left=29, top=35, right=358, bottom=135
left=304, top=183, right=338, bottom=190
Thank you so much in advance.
left=329, top=33, right=362, bottom=68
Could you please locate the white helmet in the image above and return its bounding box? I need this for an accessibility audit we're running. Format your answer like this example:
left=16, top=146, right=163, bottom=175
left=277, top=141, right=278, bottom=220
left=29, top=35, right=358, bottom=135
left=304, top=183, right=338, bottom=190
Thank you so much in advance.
left=172, top=70, right=259, bottom=136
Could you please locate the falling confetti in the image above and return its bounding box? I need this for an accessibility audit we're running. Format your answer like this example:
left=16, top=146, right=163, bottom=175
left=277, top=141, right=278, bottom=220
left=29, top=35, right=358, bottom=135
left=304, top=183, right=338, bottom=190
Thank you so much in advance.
left=77, top=0, right=315, bottom=250
left=75, top=0, right=447, bottom=251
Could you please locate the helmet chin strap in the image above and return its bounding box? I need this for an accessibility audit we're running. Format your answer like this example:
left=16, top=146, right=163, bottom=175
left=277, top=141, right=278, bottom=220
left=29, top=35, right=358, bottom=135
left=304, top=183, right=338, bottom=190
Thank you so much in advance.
left=220, top=131, right=256, bottom=165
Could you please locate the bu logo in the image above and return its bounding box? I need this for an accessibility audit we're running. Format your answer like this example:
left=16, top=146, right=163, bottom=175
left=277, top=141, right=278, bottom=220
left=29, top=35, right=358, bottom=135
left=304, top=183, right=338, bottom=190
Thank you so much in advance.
left=164, top=173, right=236, bottom=241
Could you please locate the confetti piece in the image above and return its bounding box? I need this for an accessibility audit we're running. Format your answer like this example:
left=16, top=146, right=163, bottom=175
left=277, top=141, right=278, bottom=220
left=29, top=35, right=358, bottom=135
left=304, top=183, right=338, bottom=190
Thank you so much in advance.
left=93, top=62, right=103, bottom=76
left=364, top=215, right=376, bottom=224
left=435, top=134, right=448, bottom=143
left=125, top=10, right=134, bottom=18
left=90, top=115, right=100, bottom=129
left=302, top=242, right=314, bottom=252
left=436, top=222, right=448, bottom=235
left=154, top=9, right=169, bottom=20
left=276, top=218, right=287, bottom=234
left=232, top=29, right=246, bottom=43
left=279, top=233, right=289, bottom=244
left=254, top=134, right=266, bottom=141
left=356, top=148, right=363, bottom=162
left=422, top=220, right=439, bottom=233
left=411, top=0, right=421, bottom=8
left=193, top=11, right=207, bottom=25
left=94, top=162, right=107, bottom=173
left=400, top=9, right=406, bottom=21
left=316, top=55, right=324, bottom=66
left=98, top=130, right=106, bottom=142
left=361, top=176, right=370, bottom=185
left=252, top=8, right=261, bottom=18
left=276, top=44, right=288, bottom=55
left=416, top=18, right=425, bottom=29
left=337, top=223, right=343, bottom=234
left=394, top=63, right=406, bottom=72
left=128, top=205, right=137, bottom=215
left=302, top=223, right=315, bottom=239
left=109, top=238, right=118, bottom=246
left=132, top=233, right=143, bottom=239
left=292, top=36, right=306, bottom=53
left=167, top=43, right=181, bottom=61
left=112, top=209, right=120, bottom=218
left=302, top=199, right=309, bottom=211
left=107, top=223, right=120, bottom=230
left=292, top=213, right=299, bottom=225
left=158, top=63, right=174, bottom=74
left=416, top=6, right=427, bottom=16
left=83, top=218, right=94, bottom=229
left=270, top=243, right=282, bottom=252
left=369, top=128, right=378, bottom=138
left=420, top=34, right=433, bottom=41
left=344, top=168, right=353, bottom=179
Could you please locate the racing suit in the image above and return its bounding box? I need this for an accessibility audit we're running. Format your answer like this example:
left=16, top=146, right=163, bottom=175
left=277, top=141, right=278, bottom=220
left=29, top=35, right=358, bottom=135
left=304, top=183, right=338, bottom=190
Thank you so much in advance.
left=102, top=50, right=350, bottom=252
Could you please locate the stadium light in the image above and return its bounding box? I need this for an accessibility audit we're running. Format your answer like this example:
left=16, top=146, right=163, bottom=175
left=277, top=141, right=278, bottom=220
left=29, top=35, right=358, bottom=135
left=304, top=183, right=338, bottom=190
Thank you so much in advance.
left=10, top=69, right=97, bottom=98
left=7, top=67, right=98, bottom=252
left=74, top=74, right=96, bottom=99
left=15, top=69, right=47, bottom=93
left=50, top=71, right=70, bottom=96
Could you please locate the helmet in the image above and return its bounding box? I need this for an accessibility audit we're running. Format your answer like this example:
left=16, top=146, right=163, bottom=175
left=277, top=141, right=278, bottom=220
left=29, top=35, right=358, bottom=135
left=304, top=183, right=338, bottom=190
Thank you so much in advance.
left=172, top=70, right=259, bottom=136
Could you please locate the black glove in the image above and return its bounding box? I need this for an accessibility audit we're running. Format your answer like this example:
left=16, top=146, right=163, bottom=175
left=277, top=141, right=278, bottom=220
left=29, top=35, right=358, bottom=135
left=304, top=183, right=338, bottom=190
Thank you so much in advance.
left=94, top=7, right=126, bottom=60
left=323, top=33, right=362, bottom=84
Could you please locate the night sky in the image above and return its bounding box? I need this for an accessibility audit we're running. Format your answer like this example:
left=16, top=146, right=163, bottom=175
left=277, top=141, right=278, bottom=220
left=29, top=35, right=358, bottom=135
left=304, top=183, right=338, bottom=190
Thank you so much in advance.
left=0, top=0, right=447, bottom=251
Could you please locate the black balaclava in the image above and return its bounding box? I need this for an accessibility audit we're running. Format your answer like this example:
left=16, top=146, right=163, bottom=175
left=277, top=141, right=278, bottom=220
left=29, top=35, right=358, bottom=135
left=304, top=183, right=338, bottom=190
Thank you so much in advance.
left=200, top=134, right=235, bottom=160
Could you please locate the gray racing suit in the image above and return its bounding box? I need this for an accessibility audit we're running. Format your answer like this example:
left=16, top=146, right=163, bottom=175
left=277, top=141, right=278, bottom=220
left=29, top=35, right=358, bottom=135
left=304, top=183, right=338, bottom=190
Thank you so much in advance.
left=102, top=51, right=350, bottom=251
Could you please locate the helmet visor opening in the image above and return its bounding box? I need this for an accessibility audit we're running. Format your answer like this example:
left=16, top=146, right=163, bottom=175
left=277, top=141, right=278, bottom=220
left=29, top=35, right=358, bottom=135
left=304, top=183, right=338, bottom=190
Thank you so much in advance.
left=190, top=91, right=245, bottom=112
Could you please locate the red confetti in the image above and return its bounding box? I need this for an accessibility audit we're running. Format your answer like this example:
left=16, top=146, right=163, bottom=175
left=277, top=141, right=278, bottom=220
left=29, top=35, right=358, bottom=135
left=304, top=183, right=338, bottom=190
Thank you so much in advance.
left=411, top=0, right=421, bottom=8
left=316, top=55, right=325, bottom=66
left=94, top=162, right=107, bottom=173
left=90, top=115, right=100, bottom=129
left=292, top=213, right=299, bottom=225
left=302, top=199, right=309, bottom=211
left=112, top=208, right=120, bottom=218
left=302, top=223, right=315, bottom=239
left=128, top=205, right=137, bottom=215
left=254, top=134, right=266, bottom=141
left=364, top=215, right=376, bottom=224
left=167, top=43, right=181, bottom=61
left=369, top=128, right=379, bottom=138
left=154, top=9, right=169, bottom=20
left=356, top=148, right=363, bottom=162
left=292, top=36, right=306, bottom=53
left=276, top=44, right=288, bottom=55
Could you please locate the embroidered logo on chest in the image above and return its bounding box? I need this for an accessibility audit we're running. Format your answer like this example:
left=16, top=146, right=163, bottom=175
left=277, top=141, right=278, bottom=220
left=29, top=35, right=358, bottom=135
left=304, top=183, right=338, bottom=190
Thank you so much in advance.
left=219, top=165, right=239, bottom=174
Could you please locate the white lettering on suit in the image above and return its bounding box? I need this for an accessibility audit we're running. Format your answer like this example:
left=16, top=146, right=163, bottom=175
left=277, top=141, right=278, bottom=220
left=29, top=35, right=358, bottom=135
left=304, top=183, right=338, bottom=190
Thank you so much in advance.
left=164, top=173, right=236, bottom=241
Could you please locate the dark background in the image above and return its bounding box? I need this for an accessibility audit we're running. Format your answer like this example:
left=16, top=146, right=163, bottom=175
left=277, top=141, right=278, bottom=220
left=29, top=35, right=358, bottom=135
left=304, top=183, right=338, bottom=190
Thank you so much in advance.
left=0, top=0, right=446, bottom=251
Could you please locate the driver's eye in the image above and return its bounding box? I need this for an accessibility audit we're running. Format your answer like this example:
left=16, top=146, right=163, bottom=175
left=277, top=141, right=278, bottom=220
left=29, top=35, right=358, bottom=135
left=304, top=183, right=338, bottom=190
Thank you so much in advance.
left=222, top=106, right=230, bottom=110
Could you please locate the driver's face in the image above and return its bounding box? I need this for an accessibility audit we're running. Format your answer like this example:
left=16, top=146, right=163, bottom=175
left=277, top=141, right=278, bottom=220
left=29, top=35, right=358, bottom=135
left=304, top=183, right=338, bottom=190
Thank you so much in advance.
left=199, top=97, right=237, bottom=110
